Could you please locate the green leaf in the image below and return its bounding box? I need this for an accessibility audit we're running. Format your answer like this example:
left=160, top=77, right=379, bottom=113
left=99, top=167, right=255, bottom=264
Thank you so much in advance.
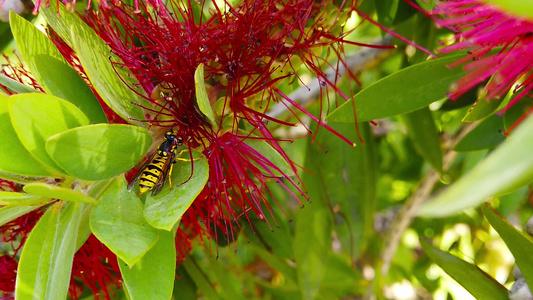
left=8, top=93, right=90, bottom=174
left=418, top=114, right=533, bottom=217
left=0, top=73, right=39, bottom=94
left=327, top=54, right=467, bottom=122
left=67, top=12, right=149, bottom=126
left=118, top=230, right=176, bottom=300
left=402, top=108, right=442, bottom=172
left=182, top=258, right=218, bottom=300
left=483, top=0, right=533, bottom=21
left=16, top=202, right=86, bottom=300
left=375, top=0, right=399, bottom=28
left=483, top=205, right=533, bottom=290
left=0, top=94, right=51, bottom=177
left=462, top=98, right=501, bottom=122
left=420, top=239, right=508, bottom=299
left=9, top=11, right=107, bottom=124
left=174, top=267, right=198, bottom=300
left=294, top=201, right=331, bottom=300
left=503, top=97, right=533, bottom=131
left=23, top=183, right=96, bottom=204
left=305, top=121, right=377, bottom=258
left=194, top=63, right=217, bottom=129
left=144, top=152, right=209, bottom=231
left=244, top=139, right=294, bottom=177
left=454, top=115, right=505, bottom=152
left=90, top=177, right=159, bottom=266
left=0, top=191, right=48, bottom=206
left=45, top=124, right=152, bottom=181
left=0, top=205, right=41, bottom=227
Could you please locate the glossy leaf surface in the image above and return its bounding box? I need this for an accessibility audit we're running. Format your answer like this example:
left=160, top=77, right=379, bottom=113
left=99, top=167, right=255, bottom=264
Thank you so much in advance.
left=420, top=239, right=508, bottom=299
left=118, top=230, right=176, bottom=300
left=0, top=94, right=52, bottom=176
left=0, top=191, right=48, bottom=206
left=419, top=114, right=533, bottom=217
left=483, top=205, right=533, bottom=290
left=9, top=12, right=106, bottom=124
left=16, top=202, right=85, bottom=300
left=45, top=124, right=152, bottom=181
left=23, top=183, right=96, bottom=204
left=90, top=177, right=159, bottom=266
left=144, top=152, right=209, bottom=231
left=9, top=93, right=90, bottom=174
left=327, top=54, right=466, bottom=122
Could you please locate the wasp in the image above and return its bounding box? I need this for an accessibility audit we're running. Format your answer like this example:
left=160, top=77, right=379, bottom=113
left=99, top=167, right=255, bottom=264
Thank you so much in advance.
left=128, top=129, right=183, bottom=196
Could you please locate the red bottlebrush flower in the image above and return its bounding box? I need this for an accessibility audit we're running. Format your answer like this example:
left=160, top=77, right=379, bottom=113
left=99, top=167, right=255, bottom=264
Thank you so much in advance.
left=433, top=0, right=533, bottom=126
left=69, top=235, right=121, bottom=300
left=0, top=208, right=43, bottom=298
left=1, top=53, right=45, bottom=94
left=77, top=0, right=372, bottom=247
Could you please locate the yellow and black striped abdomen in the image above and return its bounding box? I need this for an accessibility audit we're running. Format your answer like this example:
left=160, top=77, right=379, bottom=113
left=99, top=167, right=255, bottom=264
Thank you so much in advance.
left=138, top=155, right=167, bottom=195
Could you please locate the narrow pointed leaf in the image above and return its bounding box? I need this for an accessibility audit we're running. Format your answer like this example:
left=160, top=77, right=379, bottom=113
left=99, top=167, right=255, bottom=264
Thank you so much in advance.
left=419, top=114, right=533, bottom=217
left=454, top=115, right=505, bottom=152
left=144, top=152, right=209, bottom=230
left=0, top=191, right=48, bottom=206
left=9, top=12, right=106, bottom=124
left=462, top=97, right=501, bottom=122
left=23, top=183, right=96, bottom=204
left=0, top=74, right=38, bottom=94
left=45, top=124, right=152, bottom=181
left=8, top=93, right=90, bottom=174
left=182, top=259, right=218, bottom=300
left=0, top=205, right=41, bottom=227
left=69, top=17, right=149, bottom=126
left=483, top=205, right=533, bottom=290
left=194, top=63, right=217, bottom=129
left=90, top=177, right=159, bottom=266
left=327, top=54, right=466, bottom=122
left=118, top=230, right=176, bottom=300
left=420, top=239, right=508, bottom=299
left=0, top=94, right=51, bottom=177
left=403, top=107, right=442, bottom=172
left=15, top=202, right=85, bottom=300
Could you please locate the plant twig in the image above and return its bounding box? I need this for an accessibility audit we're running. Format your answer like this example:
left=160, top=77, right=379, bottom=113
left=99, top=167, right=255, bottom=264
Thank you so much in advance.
left=377, top=121, right=478, bottom=284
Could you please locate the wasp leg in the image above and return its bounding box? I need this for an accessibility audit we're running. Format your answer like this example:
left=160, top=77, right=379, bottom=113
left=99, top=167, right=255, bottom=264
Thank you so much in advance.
left=168, top=161, right=176, bottom=190
left=176, top=149, right=203, bottom=162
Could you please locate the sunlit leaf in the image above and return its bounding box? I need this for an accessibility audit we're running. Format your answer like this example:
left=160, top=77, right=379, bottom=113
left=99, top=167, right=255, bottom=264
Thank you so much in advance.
left=0, top=94, right=52, bottom=177
left=0, top=205, right=41, bottom=227
left=9, top=11, right=107, bottom=124
left=143, top=152, right=208, bottom=231
left=327, top=54, right=466, bottom=122
left=418, top=114, right=533, bottom=217
left=194, top=63, right=217, bottom=129
left=0, top=191, right=48, bottom=206
left=118, top=230, right=176, bottom=300
left=8, top=93, right=89, bottom=174
left=483, top=205, right=533, bottom=290
left=420, top=239, right=508, bottom=299
left=45, top=124, right=152, bottom=181
left=16, top=202, right=86, bottom=300
left=90, top=177, right=159, bottom=266
left=23, top=183, right=96, bottom=204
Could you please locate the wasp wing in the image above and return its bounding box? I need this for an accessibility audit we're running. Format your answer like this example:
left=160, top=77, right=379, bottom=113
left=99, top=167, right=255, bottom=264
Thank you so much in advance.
left=127, top=151, right=158, bottom=192
left=151, top=152, right=175, bottom=196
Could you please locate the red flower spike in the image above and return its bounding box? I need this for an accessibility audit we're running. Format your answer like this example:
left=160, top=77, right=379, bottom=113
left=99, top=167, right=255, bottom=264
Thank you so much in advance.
left=433, top=0, right=533, bottom=129
left=69, top=235, right=122, bottom=300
